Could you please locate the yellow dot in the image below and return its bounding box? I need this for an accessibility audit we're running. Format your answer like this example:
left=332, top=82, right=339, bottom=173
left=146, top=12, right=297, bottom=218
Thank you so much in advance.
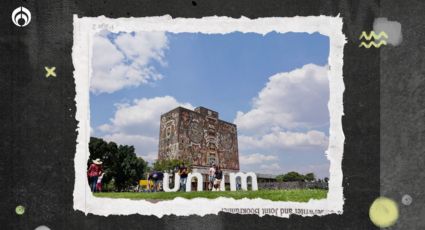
left=369, top=197, right=399, bottom=228
left=15, top=205, right=25, bottom=215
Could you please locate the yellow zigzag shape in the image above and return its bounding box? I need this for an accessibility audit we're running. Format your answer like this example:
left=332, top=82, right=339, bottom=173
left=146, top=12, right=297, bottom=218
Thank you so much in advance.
left=359, top=31, right=388, bottom=40
left=359, top=40, right=387, bottom=48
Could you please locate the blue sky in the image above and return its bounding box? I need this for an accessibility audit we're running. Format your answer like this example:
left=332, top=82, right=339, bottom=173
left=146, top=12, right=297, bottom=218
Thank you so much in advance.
left=90, top=31, right=330, bottom=177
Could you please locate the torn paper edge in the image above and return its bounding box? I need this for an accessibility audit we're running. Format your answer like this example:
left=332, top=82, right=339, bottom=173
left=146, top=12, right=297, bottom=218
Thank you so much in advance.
left=72, top=15, right=346, bottom=218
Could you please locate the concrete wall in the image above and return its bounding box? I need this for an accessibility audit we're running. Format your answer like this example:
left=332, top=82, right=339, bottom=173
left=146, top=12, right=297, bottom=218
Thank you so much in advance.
left=258, top=181, right=328, bottom=190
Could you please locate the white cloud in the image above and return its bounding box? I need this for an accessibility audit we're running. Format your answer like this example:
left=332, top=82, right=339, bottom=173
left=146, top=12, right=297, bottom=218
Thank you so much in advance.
left=258, top=163, right=282, bottom=174
left=101, top=96, right=194, bottom=135
left=234, top=64, right=330, bottom=177
left=97, top=96, right=194, bottom=161
left=103, top=133, right=157, bottom=151
left=239, top=153, right=278, bottom=165
left=91, top=31, right=168, bottom=94
left=234, top=64, right=329, bottom=133
left=239, top=130, right=329, bottom=152
left=139, top=152, right=159, bottom=162
left=97, top=124, right=112, bottom=133
left=115, top=32, right=168, bottom=66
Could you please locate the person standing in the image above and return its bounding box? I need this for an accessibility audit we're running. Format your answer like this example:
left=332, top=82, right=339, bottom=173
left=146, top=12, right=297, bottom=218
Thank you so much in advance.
left=213, top=166, right=223, bottom=191
left=151, top=170, right=164, bottom=192
left=236, top=177, right=242, bottom=190
left=96, top=173, right=104, bottom=192
left=151, top=171, right=159, bottom=192
left=147, top=172, right=154, bottom=192
left=87, top=158, right=103, bottom=192
left=155, top=171, right=164, bottom=192
left=208, top=164, right=216, bottom=191
left=179, top=163, right=188, bottom=192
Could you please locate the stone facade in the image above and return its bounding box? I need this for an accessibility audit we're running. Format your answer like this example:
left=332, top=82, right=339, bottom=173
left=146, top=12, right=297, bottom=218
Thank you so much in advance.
left=158, top=106, right=240, bottom=174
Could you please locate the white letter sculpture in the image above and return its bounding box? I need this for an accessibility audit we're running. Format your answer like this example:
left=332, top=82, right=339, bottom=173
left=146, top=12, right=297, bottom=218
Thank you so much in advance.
left=229, top=172, right=258, bottom=191
left=163, top=173, right=180, bottom=192
left=186, top=172, right=203, bottom=192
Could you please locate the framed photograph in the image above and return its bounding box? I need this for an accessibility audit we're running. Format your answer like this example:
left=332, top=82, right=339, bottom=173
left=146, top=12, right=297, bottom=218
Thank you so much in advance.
left=73, top=15, right=345, bottom=217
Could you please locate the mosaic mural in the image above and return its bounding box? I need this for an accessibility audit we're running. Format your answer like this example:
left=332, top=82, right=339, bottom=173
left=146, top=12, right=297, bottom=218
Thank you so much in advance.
left=158, top=107, right=240, bottom=170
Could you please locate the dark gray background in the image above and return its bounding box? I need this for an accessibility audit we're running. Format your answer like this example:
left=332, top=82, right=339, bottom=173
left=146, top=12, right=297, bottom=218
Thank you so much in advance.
left=380, top=1, right=425, bottom=230
left=0, top=0, right=422, bottom=229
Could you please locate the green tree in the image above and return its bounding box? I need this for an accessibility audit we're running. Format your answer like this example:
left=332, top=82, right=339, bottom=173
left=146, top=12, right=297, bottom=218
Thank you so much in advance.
left=304, top=173, right=315, bottom=182
left=88, top=137, right=148, bottom=191
left=276, top=171, right=306, bottom=182
left=152, top=158, right=191, bottom=173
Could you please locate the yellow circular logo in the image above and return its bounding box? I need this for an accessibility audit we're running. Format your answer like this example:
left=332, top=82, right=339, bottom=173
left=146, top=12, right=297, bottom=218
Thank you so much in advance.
left=369, top=197, right=399, bottom=228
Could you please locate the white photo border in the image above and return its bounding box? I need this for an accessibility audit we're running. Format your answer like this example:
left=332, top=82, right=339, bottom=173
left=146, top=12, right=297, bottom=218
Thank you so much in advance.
left=72, top=15, right=346, bottom=218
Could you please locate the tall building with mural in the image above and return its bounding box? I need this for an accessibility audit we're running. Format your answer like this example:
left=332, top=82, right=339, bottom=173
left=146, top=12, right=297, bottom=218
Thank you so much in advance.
left=158, top=106, right=240, bottom=179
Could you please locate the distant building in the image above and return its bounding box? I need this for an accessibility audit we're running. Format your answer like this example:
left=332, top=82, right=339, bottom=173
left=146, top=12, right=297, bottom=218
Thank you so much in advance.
left=158, top=106, right=240, bottom=182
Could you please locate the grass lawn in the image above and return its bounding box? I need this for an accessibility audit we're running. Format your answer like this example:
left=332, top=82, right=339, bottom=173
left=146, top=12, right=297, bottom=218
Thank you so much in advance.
left=93, top=189, right=327, bottom=202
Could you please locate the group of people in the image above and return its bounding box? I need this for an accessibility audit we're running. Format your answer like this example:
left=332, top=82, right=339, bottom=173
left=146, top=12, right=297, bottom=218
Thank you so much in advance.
left=147, top=163, right=223, bottom=192
left=87, top=159, right=191, bottom=193
left=147, top=170, right=164, bottom=192
left=208, top=164, right=223, bottom=191
left=87, top=158, right=104, bottom=192
left=147, top=163, right=189, bottom=192
left=87, top=159, right=225, bottom=193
